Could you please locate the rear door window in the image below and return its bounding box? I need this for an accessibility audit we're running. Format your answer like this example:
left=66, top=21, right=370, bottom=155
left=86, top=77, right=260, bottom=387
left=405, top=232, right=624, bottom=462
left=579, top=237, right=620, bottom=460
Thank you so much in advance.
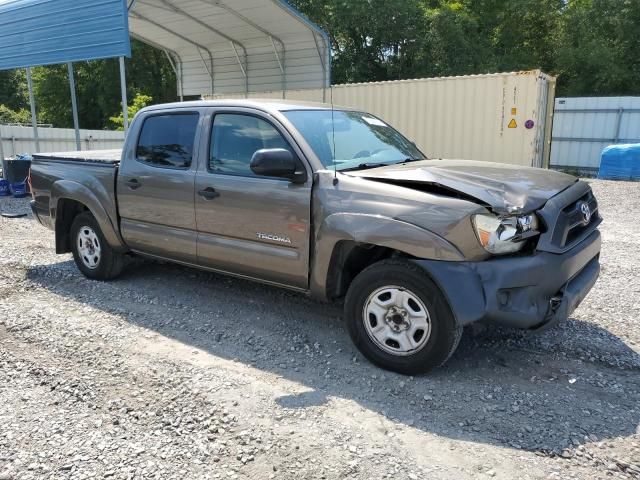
left=136, top=113, right=199, bottom=169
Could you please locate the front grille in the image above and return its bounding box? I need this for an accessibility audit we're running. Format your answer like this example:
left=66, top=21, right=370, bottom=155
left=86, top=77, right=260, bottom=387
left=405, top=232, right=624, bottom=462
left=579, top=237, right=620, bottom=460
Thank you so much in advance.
left=556, top=191, right=599, bottom=247
left=535, top=182, right=601, bottom=254
left=548, top=191, right=599, bottom=249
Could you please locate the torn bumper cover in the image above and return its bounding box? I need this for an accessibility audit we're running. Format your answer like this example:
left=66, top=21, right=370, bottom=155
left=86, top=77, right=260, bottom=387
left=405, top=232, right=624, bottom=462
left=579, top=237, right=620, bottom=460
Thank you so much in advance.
left=413, top=230, right=601, bottom=330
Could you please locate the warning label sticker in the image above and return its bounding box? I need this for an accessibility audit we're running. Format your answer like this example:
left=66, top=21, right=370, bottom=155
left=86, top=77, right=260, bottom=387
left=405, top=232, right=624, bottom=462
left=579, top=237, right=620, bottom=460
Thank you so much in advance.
left=507, top=118, right=517, bottom=129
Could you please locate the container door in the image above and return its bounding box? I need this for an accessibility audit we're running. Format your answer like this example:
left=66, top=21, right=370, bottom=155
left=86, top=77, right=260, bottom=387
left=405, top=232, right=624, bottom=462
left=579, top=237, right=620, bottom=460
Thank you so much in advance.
left=194, top=110, right=311, bottom=289
left=117, top=111, right=201, bottom=263
left=534, top=77, right=550, bottom=168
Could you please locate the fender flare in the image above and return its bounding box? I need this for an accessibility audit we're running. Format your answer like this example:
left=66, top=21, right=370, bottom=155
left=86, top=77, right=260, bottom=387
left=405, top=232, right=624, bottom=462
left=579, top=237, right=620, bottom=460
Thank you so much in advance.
left=50, top=180, right=126, bottom=251
left=309, top=212, right=464, bottom=300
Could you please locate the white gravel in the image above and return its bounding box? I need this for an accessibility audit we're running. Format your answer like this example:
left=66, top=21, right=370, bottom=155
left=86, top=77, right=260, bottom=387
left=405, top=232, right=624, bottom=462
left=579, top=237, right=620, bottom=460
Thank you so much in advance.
left=0, top=179, right=639, bottom=480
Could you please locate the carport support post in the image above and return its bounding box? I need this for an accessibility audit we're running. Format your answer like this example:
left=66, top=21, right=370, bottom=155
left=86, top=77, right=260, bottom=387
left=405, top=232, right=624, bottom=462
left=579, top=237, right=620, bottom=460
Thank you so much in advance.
left=0, top=125, right=5, bottom=161
left=67, top=63, right=81, bottom=150
left=119, top=56, right=129, bottom=131
left=26, top=67, right=40, bottom=153
left=178, top=62, right=184, bottom=102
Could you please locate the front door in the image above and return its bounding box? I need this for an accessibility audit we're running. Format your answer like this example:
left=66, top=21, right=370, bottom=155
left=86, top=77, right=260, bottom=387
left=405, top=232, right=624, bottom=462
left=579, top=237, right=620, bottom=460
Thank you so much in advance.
left=194, top=110, right=312, bottom=289
left=117, top=110, right=201, bottom=263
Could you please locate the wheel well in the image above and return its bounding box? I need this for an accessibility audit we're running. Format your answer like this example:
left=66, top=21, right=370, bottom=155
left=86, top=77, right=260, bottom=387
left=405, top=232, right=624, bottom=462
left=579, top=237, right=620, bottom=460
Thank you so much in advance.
left=325, top=241, right=406, bottom=300
left=55, top=199, right=89, bottom=254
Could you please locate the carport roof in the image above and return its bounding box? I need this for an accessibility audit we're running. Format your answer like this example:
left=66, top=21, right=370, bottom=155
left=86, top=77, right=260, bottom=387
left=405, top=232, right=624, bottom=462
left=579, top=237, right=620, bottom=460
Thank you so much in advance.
left=0, top=0, right=132, bottom=70
left=128, top=0, right=331, bottom=97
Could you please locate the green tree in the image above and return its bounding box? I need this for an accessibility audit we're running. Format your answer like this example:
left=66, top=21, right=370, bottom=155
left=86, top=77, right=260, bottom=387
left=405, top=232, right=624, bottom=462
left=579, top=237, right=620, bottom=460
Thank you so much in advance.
left=416, top=2, right=491, bottom=78
left=291, top=0, right=570, bottom=82
left=290, top=0, right=529, bottom=82
left=31, top=64, right=76, bottom=128
left=108, top=93, right=153, bottom=130
left=290, top=0, right=426, bottom=83
left=29, top=39, right=176, bottom=129
left=555, top=0, right=640, bottom=96
left=461, top=0, right=563, bottom=73
left=0, top=70, right=27, bottom=110
left=0, top=104, right=30, bottom=124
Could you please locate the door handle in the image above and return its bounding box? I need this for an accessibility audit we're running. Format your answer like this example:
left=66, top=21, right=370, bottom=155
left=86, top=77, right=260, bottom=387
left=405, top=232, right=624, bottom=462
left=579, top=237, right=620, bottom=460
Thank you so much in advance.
left=198, top=187, right=220, bottom=200
left=125, top=178, right=141, bottom=190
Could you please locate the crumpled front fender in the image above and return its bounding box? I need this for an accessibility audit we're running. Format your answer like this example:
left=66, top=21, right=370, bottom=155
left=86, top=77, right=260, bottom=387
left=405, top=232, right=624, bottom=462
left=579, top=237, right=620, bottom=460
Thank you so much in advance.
left=309, top=212, right=464, bottom=300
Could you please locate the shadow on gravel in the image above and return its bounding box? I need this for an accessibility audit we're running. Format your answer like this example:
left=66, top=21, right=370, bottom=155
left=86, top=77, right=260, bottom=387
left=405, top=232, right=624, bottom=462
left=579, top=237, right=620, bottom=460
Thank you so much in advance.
left=27, top=258, right=640, bottom=455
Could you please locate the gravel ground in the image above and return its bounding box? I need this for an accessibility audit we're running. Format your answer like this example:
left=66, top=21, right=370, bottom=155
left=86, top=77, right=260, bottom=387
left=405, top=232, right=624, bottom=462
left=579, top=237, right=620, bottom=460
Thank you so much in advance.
left=1, top=179, right=639, bottom=480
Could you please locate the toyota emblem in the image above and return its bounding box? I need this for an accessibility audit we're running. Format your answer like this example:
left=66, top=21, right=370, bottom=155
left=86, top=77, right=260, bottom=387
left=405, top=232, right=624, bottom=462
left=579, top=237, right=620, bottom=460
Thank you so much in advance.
left=579, top=201, right=591, bottom=225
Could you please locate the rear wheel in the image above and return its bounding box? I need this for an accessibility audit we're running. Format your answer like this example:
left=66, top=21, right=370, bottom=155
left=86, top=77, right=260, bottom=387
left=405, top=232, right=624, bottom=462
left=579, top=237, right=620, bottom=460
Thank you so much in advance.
left=70, top=211, right=124, bottom=280
left=344, top=259, right=461, bottom=375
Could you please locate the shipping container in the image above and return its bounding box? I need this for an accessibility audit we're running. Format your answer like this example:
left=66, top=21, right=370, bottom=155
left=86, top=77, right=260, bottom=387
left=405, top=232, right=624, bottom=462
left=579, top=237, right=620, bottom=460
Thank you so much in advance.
left=204, top=70, right=556, bottom=168
left=550, top=96, right=640, bottom=175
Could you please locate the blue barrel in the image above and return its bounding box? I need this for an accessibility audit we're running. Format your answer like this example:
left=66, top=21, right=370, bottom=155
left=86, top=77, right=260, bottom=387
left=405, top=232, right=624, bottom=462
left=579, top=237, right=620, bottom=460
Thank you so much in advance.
left=10, top=181, right=27, bottom=198
left=0, top=179, right=10, bottom=196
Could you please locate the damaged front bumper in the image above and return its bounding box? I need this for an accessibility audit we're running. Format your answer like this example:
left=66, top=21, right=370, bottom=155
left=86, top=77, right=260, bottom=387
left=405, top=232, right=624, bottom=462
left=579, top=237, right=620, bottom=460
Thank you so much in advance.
left=413, top=230, right=601, bottom=330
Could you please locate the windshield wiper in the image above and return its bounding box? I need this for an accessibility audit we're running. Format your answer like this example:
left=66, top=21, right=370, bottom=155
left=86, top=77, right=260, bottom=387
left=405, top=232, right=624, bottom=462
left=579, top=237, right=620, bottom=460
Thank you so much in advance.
left=394, top=158, right=426, bottom=164
left=339, top=162, right=389, bottom=172
left=339, top=158, right=425, bottom=172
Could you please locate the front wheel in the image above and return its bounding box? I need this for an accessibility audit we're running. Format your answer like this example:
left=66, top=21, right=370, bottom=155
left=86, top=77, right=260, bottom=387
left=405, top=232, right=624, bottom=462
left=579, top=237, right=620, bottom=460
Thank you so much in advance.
left=70, top=211, right=124, bottom=280
left=344, top=259, right=462, bottom=375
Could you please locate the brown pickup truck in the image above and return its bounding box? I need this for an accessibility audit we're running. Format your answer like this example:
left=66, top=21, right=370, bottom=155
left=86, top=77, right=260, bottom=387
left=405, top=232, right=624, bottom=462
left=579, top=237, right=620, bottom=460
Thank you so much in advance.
left=29, top=100, right=602, bottom=374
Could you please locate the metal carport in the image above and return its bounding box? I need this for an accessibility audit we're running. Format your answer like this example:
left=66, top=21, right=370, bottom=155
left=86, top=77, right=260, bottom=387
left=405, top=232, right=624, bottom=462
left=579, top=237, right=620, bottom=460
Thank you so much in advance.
left=128, top=0, right=330, bottom=98
left=0, top=0, right=330, bottom=157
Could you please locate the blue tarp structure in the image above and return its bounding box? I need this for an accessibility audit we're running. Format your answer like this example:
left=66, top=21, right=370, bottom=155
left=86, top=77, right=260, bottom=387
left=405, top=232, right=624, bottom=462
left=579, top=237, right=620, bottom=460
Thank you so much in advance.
left=0, top=0, right=131, bottom=70
left=598, top=144, right=640, bottom=180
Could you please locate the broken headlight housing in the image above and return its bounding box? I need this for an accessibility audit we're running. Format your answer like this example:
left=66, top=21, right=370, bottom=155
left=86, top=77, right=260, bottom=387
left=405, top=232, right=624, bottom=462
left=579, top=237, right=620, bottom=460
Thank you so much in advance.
left=472, top=213, right=539, bottom=255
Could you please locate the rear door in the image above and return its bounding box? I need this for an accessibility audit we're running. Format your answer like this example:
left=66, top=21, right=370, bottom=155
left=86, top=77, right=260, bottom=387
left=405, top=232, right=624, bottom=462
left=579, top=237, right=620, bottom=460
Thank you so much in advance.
left=117, top=110, right=202, bottom=263
left=194, top=108, right=312, bottom=288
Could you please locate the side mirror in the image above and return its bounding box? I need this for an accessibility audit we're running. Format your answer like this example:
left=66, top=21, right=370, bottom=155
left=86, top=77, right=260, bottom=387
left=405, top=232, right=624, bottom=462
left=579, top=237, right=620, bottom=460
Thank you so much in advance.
left=250, top=148, right=305, bottom=183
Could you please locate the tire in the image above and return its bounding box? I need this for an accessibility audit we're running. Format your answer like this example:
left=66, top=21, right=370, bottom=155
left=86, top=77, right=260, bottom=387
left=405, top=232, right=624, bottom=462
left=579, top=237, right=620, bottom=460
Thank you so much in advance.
left=344, top=258, right=462, bottom=375
left=70, top=211, right=124, bottom=280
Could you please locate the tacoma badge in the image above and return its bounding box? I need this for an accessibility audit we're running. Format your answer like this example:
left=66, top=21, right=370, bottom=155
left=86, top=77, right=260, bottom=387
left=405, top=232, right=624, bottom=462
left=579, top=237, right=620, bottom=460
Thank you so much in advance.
left=256, top=232, right=292, bottom=244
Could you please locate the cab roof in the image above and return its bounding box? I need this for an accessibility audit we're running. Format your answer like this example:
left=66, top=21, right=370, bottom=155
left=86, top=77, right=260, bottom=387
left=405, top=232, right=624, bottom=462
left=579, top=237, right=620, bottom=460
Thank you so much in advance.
left=141, top=99, right=356, bottom=115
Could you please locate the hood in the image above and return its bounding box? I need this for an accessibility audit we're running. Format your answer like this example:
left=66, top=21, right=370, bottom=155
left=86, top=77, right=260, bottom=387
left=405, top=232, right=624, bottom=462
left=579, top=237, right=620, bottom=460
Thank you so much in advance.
left=346, top=159, right=577, bottom=214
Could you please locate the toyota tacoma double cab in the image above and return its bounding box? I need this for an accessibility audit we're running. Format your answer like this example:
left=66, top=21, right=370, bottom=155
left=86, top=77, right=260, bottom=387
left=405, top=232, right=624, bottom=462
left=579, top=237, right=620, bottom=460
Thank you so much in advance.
left=29, top=100, right=601, bottom=374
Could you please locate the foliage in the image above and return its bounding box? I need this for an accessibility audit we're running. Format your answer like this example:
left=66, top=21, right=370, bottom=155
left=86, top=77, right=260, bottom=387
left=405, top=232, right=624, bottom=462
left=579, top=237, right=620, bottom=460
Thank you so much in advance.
left=416, top=2, right=490, bottom=78
left=554, top=0, right=640, bottom=96
left=108, top=93, right=153, bottom=130
left=0, top=70, right=27, bottom=110
left=0, top=104, right=31, bottom=124
left=1, top=1, right=638, bottom=129
left=290, top=0, right=640, bottom=96
left=18, top=39, right=176, bottom=130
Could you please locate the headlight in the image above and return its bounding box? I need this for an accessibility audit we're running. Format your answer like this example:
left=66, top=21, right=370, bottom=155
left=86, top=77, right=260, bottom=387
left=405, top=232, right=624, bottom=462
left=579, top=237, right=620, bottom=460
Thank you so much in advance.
left=472, top=213, right=539, bottom=255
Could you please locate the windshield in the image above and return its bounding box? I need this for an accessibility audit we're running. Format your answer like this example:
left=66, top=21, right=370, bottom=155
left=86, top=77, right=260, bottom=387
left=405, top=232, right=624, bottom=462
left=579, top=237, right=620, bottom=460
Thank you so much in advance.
left=282, top=110, right=425, bottom=171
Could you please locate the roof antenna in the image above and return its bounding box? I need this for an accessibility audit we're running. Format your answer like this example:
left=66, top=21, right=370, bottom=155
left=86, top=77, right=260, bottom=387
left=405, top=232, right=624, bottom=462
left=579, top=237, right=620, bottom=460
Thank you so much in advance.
left=330, top=84, right=338, bottom=186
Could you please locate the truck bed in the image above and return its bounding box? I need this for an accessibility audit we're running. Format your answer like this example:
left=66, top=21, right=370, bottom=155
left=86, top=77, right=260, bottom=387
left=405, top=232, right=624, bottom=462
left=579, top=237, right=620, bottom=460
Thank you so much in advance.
left=32, top=149, right=122, bottom=164
left=30, top=149, right=121, bottom=234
